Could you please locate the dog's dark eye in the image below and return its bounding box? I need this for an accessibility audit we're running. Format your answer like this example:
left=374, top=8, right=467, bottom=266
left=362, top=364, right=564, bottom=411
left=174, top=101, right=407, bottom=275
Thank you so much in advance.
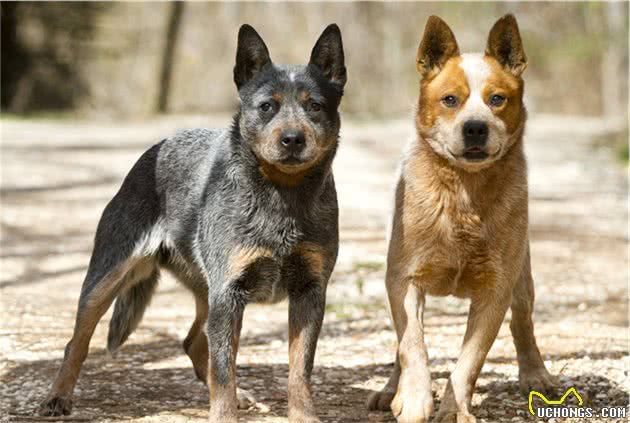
left=442, top=95, right=458, bottom=108
left=310, top=102, right=322, bottom=112
left=259, top=102, right=272, bottom=112
left=489, top=94, right=506, bottom=107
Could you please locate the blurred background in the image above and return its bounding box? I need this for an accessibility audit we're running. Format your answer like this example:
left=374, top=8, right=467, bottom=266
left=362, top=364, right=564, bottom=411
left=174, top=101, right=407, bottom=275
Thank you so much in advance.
left=2, top=2, right=628, bottom=120
left=1, top=3, right=628, bottom=423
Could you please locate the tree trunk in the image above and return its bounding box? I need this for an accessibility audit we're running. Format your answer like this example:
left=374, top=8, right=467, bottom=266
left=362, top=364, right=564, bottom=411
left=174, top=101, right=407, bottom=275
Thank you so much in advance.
left=156, top=2, right=184, bottom=113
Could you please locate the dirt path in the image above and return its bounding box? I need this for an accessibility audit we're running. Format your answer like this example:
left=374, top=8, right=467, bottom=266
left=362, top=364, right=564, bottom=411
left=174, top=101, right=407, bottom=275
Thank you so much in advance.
left=1, top=115, right=627, bottom=422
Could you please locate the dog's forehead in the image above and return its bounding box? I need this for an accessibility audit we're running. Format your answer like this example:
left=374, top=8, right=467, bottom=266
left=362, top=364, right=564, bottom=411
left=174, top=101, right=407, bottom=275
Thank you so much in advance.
left=274, top=64, right=309, bottom=83
left=272, top=64, right=321, bottom=91
left=249, top=64, right=322, bottom=101
left=458, top=53, right=490, bottom=96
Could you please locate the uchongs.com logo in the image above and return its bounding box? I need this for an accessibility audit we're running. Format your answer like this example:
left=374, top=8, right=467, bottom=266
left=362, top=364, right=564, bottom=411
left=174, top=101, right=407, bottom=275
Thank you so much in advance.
left=528, top=387, right=627, bottom=419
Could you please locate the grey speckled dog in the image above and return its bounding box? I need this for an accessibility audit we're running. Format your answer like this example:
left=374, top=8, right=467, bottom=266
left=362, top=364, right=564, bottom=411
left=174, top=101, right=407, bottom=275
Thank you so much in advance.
left=40, top=23, right=346, bottom=423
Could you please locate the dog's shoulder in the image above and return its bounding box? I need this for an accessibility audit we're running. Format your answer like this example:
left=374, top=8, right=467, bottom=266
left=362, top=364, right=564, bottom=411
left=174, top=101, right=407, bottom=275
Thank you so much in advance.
left=144, top=128, right=231, bottom=205
left=155, top=128, right=229, bottom=176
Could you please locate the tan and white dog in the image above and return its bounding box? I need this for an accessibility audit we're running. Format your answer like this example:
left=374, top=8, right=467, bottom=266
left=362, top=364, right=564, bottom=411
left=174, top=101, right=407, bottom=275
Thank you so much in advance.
left=367, top=15, right=557, bottom=423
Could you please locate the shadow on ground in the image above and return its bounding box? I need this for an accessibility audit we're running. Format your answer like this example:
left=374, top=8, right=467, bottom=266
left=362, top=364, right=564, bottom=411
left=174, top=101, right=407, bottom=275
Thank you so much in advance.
left=2, top=329, right=627, bottom=423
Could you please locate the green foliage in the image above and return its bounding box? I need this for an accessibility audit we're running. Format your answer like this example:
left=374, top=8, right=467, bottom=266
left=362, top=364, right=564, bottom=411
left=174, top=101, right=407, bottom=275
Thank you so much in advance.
left=325, top=302, right=386, bottom=319
left=352, top=261, right=384, bottom=273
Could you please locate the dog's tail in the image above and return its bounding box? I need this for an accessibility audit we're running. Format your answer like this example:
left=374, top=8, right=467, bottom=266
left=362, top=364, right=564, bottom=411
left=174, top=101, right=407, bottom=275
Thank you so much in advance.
left=107, top=271, right=159, bottom=355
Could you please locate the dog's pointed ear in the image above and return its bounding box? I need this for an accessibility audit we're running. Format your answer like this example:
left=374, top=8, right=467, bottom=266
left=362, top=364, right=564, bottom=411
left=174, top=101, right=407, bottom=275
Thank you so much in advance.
left=309, top=24, right=347, bottom=88
left=416, top=16, right=460, bottom=77
left=234, top=24, right=272, bottom=89
left=485, top=14, right=527, bottom=76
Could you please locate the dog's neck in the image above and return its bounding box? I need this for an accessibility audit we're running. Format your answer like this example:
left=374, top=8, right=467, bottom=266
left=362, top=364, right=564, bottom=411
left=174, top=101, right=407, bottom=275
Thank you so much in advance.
left=412, top=129, right=527, bottom=211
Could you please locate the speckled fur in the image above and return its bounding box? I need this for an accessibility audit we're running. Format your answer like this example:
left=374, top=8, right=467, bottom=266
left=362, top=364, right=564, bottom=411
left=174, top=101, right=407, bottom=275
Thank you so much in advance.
left=40, top=24, right=346, bottom=423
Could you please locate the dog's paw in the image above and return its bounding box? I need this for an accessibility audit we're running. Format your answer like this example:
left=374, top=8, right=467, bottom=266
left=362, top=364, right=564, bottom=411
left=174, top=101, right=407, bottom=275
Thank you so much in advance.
left=390, top=388, right=433, bottom=423
left=236, top=387, right=256, bottom=409
left=519, top=367, right=558, bottom=396
left=434, top=411, right=477, bottom=423
left=366, top=387, right=395, bottom=411
left=38, top=396, right=73, bottom=416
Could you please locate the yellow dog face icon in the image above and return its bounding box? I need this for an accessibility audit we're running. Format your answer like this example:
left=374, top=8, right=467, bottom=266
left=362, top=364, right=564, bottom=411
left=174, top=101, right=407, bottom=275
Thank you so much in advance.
left=528, top=387, right=584, bottom=416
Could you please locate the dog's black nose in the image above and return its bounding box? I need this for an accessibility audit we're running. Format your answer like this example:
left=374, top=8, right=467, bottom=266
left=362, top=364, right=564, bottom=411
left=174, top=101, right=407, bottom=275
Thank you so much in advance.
left=280, top=130, right=305, bottom=153
left=462, top=120, right=488, bottom=147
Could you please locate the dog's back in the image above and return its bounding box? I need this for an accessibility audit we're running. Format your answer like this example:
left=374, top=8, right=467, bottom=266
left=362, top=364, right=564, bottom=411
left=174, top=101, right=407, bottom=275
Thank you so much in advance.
left=101, top=128, right=228, bottom=351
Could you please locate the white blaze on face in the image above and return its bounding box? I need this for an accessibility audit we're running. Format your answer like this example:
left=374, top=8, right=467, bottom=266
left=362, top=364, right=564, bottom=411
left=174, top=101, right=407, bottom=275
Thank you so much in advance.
left=455, top=53, right=507, bottom=159
left=458, top=53, right=493, bottom=121
left=426, top=52, right=510, bottom=172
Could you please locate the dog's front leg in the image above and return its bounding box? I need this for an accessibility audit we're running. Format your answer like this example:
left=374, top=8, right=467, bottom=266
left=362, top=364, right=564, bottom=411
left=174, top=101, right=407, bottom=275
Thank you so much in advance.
left=367, top=259, right=433, bottom=422
left=207, top=294, right=245, bottom=423
left=288, top=282, right=326, bottom=423
left=510, top=246, right=557, bottom=396
left=435, top=292, right=511, bottom=423
left=390, top=276, right=433, bottom=423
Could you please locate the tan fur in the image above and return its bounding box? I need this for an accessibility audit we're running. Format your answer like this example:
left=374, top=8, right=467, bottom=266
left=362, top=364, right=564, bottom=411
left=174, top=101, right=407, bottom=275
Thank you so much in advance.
left=256, top=132, right=333, bottom=187
left=299, top=90, right=312, bottom=102
left=418, top=57, right=468, bottom=132
left=416, top=15, right=460, bottom=78
left=208, top=323, right=241, bottom=423
left=41, top=257, right=153, bottom=415
left=253, top=97, right=335, bottom=187
left=485, top=14, right=528, bottom=76
left=396, top=137, right=528, bottom=299
left=227, top=245, right=273, bottom=281
left=286, top=241, right=331, bottom=422
left=288, top=328, right=317, bottom=421
left=272, top=92, right=285, bottom=103
left=183, top=294, right=209, bottom=384
left=294, top=242, right=326, bottom=278
left=182, top=294, right=257, bottom=413
left=259, top=161, right=312, bottom=187
left=418, top=55, right=524, bottom=139
left=369, top=15, right=555, bottom=423
left=207, top=291, right=245, bottom=423
left=482, top=56, right=525, bottom=134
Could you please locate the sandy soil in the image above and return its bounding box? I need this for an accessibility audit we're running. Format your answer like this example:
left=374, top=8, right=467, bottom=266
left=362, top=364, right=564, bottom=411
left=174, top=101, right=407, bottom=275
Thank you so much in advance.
left=1, top=115, right=627, bottom=422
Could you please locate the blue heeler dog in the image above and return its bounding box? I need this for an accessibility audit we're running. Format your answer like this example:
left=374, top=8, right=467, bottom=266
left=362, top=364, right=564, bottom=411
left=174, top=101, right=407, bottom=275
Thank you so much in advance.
left=40, top=24, right=346, bottom=423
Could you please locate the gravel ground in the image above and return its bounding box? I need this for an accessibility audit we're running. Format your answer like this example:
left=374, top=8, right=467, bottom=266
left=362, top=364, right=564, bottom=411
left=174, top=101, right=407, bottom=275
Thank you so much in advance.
left=1, top=115, right=628, bottom=422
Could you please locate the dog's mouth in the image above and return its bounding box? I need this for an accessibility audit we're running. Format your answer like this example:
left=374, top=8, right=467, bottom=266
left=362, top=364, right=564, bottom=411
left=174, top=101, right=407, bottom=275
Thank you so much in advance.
left=280, top=156, right=305, bottom=166
left=447, top=146, right=501, bottom=164
left=462, top=147, right=489, bottom=161
left=269, top=155, right=317, bottom=175
left=258, top=156, right=317, bottom=186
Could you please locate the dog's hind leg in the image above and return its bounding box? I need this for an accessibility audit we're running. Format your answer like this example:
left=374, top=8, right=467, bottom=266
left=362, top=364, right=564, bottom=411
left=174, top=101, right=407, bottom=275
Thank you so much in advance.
left=39, top=143, right=164, bottom=416
left=510, top=245, right=557, bottom=396
left=183, top=292, right=209, bottom=384
left=366, top=356, right=400, bottom=411
left=183, top=294, right=256, bottom=409
left=39, top=252, right=152, bottom=416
